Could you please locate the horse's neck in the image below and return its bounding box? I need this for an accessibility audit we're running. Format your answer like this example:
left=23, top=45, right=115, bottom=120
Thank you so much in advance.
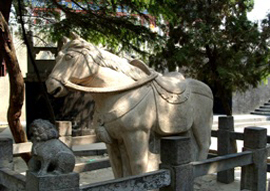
left=89, top=67, right=148, bottom=113
left=92, top=91, right=127, bottom=112
left=96, top=67, right=135, bottom=87
left=91, top=85, right=151, bottom=123
left=81, top=67, right=134, bottom=88
left=71, top=66, right=135, bottom=88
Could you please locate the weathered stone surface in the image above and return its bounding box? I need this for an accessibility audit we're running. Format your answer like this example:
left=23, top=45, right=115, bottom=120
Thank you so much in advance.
left=218, top=116, right=234, bottom=131
left=0, top=168, right=26, bottom=191
left=241, top=127, right=267, bottom=191
left=80, top=169, right=170, bottom=191
left=160, top=137, right=193, bottom=191
left=0, top=138, right=13, bottom=170
left=26, top=171, right=79, bottom=191
left=243, top=127, right=267, bottom=149
left=161, top=137, right=191, bottom=165
left=193, top=151, right=252, bottom=178
left=160, top=164, right=193, bottom=191
left=28, top=119, right=75, bottom=175
left=46, top=33, right=213, bottom=178
left=217, top=116, right=235, bottom=184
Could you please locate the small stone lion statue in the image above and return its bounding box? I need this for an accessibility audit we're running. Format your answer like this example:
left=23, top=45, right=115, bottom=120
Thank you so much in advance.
left=28, top=119, right=75, bottom=175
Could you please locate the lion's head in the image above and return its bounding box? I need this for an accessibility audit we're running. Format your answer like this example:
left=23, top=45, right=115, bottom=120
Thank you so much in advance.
left=29, top=119, right=59, bottom=142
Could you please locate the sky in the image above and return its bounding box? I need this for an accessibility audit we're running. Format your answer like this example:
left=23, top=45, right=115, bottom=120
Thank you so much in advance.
left=247, top=0, right=270, bottom=21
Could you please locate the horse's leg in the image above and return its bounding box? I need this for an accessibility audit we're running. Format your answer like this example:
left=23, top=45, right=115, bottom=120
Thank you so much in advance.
left=192, top=105, right=213, bottom=160
left=118, top=143, right=132, bottom=177
left=106, top=142, right=123, bottom=178
left=123, top=130, right=150, bottom=175
left=147, top=132, right=160, bottom=172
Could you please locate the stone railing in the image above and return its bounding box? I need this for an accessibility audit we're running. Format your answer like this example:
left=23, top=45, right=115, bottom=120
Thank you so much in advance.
left=0, top=118, right=269, bottom=190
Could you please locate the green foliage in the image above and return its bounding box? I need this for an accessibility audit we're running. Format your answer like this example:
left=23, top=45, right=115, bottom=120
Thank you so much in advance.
left=18, top=0, right=270, bottom=114
left=23, top=0, right=164, bottom=59
left=147, top=0, right=270, bottom=114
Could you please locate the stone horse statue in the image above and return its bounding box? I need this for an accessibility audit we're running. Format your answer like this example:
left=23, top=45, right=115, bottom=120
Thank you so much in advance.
left=46, top=33, right=213, bottom=178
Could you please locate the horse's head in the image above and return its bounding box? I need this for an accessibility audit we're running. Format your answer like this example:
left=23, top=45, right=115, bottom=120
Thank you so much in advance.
left=46, top=33, right=154, bottom=97
left=46, top=33, right=99, bottom=97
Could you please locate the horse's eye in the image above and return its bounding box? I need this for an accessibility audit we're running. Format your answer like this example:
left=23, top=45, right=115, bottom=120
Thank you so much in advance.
left=65, top=54, right=73, bottom=60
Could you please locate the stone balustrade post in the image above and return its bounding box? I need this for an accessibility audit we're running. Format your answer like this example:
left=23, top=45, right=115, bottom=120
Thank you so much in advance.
left=160, top=136, right=193, bottom=191
left=25, top=171, right=80, bottom=191
left=241, top=127, right=267, bottom=191
left=217, top=116, right=236, bottom=183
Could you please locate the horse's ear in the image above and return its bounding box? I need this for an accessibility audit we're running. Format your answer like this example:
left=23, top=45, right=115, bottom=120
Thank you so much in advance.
left=58, top=37, right=70, bottom=51
left=70, top=32, right=80, bottom=39
left=62, top=37, right=70, bottom=44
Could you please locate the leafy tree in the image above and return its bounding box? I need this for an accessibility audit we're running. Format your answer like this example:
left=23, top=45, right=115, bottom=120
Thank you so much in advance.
left=148, top=0, right=270, bottom=115
left=16, top=0, right=270, bottom=115
left=19, top=0, right=164, bottom=58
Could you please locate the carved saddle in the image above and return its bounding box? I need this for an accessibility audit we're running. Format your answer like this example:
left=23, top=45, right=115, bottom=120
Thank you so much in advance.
left=153, top=75, right=190, bottom=104
left=152, top=78, right=194, bottom=135
left=130, top=59, right=190, bottom=104
left=129, top=60, right=194, bottom=135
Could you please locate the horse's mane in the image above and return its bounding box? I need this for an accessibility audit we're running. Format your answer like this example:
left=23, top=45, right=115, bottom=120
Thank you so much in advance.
left=62, top=38, right=147, bottom=80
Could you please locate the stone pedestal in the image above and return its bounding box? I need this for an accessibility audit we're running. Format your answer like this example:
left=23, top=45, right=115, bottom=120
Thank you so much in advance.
left=217, top=116, right=236, bottom=183
left=25, top=171, right=79, bottom=191
left=160, top=136, right=193, bottom=191
left=241, top=127, right=267, bottom=191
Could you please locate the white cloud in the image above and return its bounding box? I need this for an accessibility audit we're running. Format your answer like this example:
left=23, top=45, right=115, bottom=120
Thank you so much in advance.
left=248, top=0, right=270, bottom=21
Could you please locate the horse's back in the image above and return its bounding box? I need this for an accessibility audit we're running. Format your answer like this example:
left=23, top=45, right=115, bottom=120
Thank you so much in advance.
left=186, top=78, right=213, bottom=100
left=153, top=78, right=213, bottom=136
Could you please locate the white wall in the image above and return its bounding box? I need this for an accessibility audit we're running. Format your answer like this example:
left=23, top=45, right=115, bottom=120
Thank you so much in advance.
left=232, top=80, right=270, bottom=114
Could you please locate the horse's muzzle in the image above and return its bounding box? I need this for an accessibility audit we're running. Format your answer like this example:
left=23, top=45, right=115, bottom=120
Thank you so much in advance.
left=46, top=77, right=68, bottom=97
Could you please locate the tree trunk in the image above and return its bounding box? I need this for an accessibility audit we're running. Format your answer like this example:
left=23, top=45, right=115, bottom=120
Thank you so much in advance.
left=0, top=13, right=31, bottom=163
left=0, top=0, right=12, bottom=71
left=220, top=93, right=232, bottom=116
left=0, top=0, right=12, bottom=21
